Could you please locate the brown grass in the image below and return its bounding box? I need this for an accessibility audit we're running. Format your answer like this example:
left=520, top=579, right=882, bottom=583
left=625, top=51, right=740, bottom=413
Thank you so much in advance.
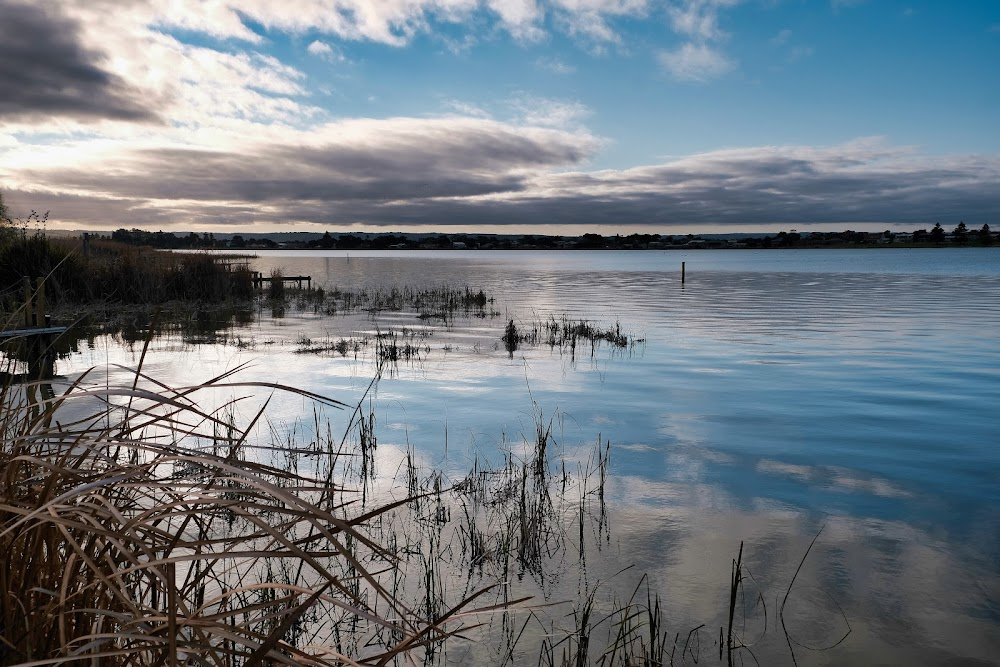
left=0, top=348, right=503, bottom=665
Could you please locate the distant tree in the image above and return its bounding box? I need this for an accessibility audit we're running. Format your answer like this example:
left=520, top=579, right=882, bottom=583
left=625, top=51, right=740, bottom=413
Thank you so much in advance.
left=336, top=234, right=364, bottom=249
left=913, top=229, right=927, bottom=242
left=929, top=222, right=945, bottom=244
left=309, top=231, right=335, bottom=249
left=230, top=235, right=245, bottom=248
left=371, top=233, right=407, bottom=249
left=979, top=223, right=992, bottom=246
left=952, top=221, right=968, bottom=244
left=577, top=233, right=605, bottom=249
left=776, top=231, right=800, bottom=247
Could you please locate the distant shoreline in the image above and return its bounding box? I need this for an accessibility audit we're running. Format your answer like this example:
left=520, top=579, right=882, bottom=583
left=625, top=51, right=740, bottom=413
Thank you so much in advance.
left=92, top=226, right=998, bottom=252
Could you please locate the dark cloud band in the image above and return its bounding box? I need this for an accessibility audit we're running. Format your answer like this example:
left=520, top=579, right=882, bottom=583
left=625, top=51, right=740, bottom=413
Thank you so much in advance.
left=7, top=140, right=998, bottom=229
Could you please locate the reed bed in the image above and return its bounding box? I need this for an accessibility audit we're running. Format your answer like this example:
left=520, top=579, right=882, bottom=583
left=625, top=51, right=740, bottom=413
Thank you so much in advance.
left=0, top=353, right=511, bottom=666
left=503, top=315, right=644, bottom=359
left=295, top=286, right=498, bottom=321
left=0, top=231, right=253, bottom=314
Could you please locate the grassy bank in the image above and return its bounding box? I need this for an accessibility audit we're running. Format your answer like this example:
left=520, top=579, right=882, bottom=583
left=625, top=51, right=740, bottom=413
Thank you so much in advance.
left=0, top=228, right=254, bottom=312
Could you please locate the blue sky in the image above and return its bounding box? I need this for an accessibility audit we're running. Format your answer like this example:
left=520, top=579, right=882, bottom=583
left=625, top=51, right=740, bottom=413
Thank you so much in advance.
left=0, top=0, right=998, bottom=233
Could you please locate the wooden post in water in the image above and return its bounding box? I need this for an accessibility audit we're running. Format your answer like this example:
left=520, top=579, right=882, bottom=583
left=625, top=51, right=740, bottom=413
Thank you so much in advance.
left=681, top=261, right=686, bottom=284
left=36, top=279, right=47, bottom=327
left=22, top=276, right=32, bottom=327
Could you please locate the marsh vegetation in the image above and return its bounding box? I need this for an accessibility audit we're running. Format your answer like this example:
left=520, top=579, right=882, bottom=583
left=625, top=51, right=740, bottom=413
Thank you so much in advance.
left=2, top=348, right=834, bottom=665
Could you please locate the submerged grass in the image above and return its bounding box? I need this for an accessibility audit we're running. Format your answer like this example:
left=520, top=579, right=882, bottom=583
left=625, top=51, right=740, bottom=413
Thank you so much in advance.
left=296, top=285, right=498, bottom=321
left=502, top=315, right=644, bottom=359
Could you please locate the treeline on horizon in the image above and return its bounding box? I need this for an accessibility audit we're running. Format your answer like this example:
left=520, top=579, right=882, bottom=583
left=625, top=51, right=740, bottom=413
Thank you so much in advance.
left=104, top=221, right=996, bottom=251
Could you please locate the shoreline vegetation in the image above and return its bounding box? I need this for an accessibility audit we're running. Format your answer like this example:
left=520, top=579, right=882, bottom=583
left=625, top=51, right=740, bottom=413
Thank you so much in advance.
left=63, top=223, right=1000, bottom=252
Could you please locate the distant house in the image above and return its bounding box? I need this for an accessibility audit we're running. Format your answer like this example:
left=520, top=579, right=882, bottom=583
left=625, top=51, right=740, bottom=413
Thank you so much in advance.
left=894, top=233, right=913, bottom=243
left=451, top=242, right=467, bottom=249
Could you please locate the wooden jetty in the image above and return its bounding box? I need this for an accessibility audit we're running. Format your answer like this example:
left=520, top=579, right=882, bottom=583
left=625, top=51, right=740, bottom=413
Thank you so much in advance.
left=0, top=326, right=68, bottom=341
left=1, top=277, right=68, bottom=381
left=251, top=272, right=312, bottom=290
left=3, top=277, right=66, bottom=334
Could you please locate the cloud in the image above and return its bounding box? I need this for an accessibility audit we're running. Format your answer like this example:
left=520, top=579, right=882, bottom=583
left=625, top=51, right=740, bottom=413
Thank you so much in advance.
left=485, top=0, right=546, bottom=41
left=661, top=0, right=740, bottom=82
left=307, top=40, right=333, bottom=56
left=509, top=95, right=592, bottom=129
left=72, top=0, right=646, bottom=49
left=666, top=0, right=739, bottom=42
left=658, top=43, right=734, bottom=81
left=3, top=116, right=599, bottom=226
left=307, top=40, right=347, bottom=63
left=536, top=57, right=577, bottom=74
left=0, top=0, right=156, bottom=123
left=551, top=0, right=650, bottom=46
left=5, top=132, right=998, bottom=230
left=0, top=0, right=661, bottom=130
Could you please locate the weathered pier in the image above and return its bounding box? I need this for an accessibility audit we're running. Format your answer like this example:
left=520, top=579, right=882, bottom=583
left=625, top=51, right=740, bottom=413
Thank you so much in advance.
left=251, top=272, right=312, bottom=290
left=1, top=276, right=68, bottom=382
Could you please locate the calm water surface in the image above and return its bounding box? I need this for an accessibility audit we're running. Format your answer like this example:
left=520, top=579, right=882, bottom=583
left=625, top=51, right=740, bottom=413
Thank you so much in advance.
left=61, top=249, right=1000, bottom=664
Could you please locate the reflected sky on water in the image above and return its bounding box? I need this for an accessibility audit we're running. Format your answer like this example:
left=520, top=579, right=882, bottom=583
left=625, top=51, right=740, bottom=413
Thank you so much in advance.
left=56, top=249, right=1000, bottom=663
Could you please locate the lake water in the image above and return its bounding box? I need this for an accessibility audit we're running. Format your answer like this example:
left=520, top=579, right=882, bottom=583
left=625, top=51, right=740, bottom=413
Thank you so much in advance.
left=58, top=248, right=1000, bottom=664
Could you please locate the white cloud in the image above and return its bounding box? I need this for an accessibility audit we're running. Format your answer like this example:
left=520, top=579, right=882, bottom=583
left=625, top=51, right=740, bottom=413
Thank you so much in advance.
left=666, top=0, right=739, bottom=41
left=509, top=95, right=592, bottom=129
left=485, top=0, right=545, bottom=41
left=444, top=100, right=492, bottom=118
left=307, top=40, right=333, bottom=56
left=58, top=0, right=647, bottom=49
left=661, top=1, right=741, bottom=83
left=552, top=0, right=649, bottom=46
left=307, top=40, right=347, bottom=63
left=658, top=42, right=734, bottom=81
left=536, top=57, right=576, bottom=74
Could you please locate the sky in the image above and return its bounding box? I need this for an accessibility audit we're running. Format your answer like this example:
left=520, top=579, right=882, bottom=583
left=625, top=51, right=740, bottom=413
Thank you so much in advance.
left=0, top=0, right=998, bottom=235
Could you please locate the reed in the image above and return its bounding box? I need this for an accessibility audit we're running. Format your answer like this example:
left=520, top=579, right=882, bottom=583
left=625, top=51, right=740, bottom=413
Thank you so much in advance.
left=0, top=354, right=505, bottom=665
left=298, top=285, right=498, bottom=321
left=500, top=315, right=644, bottom=361
left=0, top=231, right=253, bottom=313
